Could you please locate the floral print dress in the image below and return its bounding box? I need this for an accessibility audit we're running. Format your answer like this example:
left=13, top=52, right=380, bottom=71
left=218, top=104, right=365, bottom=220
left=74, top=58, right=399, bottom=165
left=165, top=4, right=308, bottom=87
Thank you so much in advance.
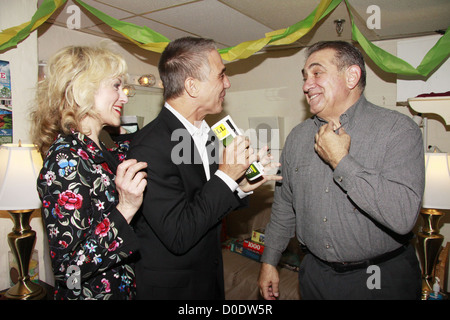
left=37, top=132, right=139, bottom=300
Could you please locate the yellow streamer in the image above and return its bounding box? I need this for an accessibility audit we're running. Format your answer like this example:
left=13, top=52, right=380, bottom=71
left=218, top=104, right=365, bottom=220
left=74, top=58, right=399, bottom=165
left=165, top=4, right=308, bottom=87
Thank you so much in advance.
left=269, top=0, right=334, bottom=46
left=1, top=0, right=448, bottom=77
left=219, top=0, right=334, bottom=61
left=113, top=29, right=169, bottom=53
left=0, top=22, right=30, bottom=45
left=220, top=38, right=272, bottom=61
left=0, top=0, right=66, bottom=50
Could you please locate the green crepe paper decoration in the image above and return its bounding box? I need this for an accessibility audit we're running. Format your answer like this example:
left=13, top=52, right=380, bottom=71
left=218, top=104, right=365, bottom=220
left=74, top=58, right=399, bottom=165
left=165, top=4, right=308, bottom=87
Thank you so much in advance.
left=344, top=0, right=450, bottom=77
left=75, top=0, right=170, bottom=53
left=1, top=0, right=449, bottom=78
left=217, top=0, right=342, bottom=60
left=0, top=0, right=67, bottom=52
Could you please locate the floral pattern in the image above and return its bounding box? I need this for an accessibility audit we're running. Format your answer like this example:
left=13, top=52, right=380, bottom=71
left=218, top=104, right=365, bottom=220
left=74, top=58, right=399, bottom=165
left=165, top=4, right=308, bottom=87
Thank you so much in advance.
left=37, top=132, right=138, bottom=300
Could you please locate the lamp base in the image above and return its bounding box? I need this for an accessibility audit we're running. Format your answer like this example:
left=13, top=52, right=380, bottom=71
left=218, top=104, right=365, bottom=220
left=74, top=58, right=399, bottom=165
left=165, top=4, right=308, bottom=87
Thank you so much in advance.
left=5, top=209, right=46, bottom=300
left=5, top=279, right=46, bottom=300
left=417, top=208, right=445, bottom=300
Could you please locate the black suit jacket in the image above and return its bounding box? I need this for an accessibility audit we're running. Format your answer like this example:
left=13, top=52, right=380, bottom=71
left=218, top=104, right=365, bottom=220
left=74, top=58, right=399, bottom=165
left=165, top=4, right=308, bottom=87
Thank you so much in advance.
left=128, top=107, right=247, bottom=300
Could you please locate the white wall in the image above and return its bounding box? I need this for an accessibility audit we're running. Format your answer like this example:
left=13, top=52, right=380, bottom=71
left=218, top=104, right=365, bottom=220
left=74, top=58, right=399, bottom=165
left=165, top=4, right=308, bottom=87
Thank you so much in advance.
left=38, top=25, right=165, bottom=126
left=0, top=0, right=54, bottom=290
left=38, top=25, right=161, bottom=84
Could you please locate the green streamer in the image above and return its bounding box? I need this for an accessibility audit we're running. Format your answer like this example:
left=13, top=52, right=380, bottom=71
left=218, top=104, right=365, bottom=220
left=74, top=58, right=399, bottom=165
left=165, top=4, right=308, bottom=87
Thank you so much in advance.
left=218, top=0, right=341, bottom=59
left=345, top=0, right=450, bottom=77
left=0, top=0, right=448, bottom=78
left=267, top=0, right=341, bottom=45
left=75, top=0, right=170, bottom=44
left=0, top=0, right=67, bottom=52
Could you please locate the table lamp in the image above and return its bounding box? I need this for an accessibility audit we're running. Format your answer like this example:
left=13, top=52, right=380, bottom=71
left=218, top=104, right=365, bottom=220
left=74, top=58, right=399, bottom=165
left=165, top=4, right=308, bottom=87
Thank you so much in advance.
left=0, top=142, right=46, bottom=300
left=417, top=151, right=450, bottom=300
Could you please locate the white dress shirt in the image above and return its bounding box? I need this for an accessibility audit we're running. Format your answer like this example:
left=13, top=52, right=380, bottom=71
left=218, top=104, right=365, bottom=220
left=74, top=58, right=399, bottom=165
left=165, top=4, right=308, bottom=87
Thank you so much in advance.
left=164, top=103, right=250, bottom=198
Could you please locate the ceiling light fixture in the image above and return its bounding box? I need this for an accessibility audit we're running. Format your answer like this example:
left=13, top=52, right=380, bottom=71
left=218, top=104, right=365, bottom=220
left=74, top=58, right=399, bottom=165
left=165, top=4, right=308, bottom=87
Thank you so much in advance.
left=138, top=74, right=156, bottom=87
left=334, top=19, right=345, bottom=36
left=123, top=84, right=136, bottom=97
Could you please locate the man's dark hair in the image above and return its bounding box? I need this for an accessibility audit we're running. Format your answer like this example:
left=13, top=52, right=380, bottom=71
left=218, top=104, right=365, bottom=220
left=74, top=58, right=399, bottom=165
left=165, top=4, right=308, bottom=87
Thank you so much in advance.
left=307, top=41, right=366, bottom=91
left=158, top=37, right=217, bottom=101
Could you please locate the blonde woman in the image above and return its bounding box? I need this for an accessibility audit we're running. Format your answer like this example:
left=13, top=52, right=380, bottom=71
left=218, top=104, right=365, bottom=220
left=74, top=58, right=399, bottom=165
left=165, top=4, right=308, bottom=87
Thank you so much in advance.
left=31, top=45, right=147, bottom=300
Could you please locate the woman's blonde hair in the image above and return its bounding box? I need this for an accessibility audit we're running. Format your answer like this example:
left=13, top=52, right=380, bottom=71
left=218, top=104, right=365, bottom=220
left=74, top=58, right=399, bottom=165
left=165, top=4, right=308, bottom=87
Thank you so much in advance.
left=30, top=44, right=127, bottom=156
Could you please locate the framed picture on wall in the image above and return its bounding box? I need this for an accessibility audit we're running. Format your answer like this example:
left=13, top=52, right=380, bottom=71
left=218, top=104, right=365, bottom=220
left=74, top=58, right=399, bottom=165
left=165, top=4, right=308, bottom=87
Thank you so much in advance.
left=0, top=60, right=12, bottom=145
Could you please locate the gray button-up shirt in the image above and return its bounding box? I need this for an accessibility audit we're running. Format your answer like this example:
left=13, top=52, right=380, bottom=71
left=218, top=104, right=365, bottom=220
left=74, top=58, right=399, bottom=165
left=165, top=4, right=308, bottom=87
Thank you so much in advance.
left=262, top=95, right=425, bottom=265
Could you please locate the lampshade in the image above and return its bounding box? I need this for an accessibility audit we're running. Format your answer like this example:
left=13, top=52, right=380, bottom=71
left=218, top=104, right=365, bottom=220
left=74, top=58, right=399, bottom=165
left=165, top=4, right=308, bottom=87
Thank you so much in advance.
left=422, top=152, right=450, bottom=209
left=0, top=143, right=43, bottom=211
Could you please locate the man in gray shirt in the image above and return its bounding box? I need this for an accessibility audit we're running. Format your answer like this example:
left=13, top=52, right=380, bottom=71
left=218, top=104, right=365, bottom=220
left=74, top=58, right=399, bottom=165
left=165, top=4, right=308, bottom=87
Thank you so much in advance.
left=258, top=41, right=424, bottom=299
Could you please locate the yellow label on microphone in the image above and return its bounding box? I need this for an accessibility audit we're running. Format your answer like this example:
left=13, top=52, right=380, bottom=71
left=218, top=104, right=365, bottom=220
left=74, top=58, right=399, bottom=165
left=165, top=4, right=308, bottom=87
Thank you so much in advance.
left=212, top=115, right=265, bottom=181
left=212, top=124, right=229, bottom=140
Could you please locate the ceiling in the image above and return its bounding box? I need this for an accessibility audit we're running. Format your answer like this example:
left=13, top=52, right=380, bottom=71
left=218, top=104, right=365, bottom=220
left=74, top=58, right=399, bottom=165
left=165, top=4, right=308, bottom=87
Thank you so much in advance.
left=39, top=0, right=449, bottom=52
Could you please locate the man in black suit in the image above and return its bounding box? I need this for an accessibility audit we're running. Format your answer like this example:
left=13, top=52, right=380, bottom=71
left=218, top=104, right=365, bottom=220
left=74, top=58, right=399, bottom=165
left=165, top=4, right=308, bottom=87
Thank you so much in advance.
left=129, top=37, right=281, bottom=300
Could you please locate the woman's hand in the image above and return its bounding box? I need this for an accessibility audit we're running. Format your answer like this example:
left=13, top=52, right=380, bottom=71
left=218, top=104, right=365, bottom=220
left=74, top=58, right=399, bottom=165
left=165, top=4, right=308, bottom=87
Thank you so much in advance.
left=115, top=159, right=148, bottom=223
